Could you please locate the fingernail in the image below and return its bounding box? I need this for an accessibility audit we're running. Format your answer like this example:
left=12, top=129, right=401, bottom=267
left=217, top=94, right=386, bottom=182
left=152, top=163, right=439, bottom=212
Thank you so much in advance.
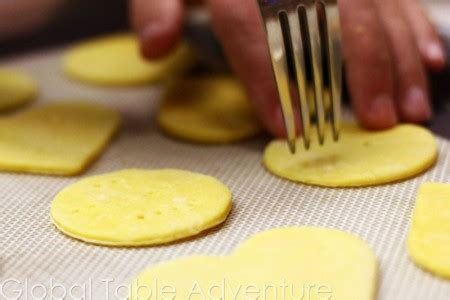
left=367, top=94, right=398, bottom=127
left=139, top=22, right=170, bottom=58
left=403, top=87, right=432, bottom=121
left=426, top=42, right=445, bottom=64
left=140, top=23, right=157, bottom=42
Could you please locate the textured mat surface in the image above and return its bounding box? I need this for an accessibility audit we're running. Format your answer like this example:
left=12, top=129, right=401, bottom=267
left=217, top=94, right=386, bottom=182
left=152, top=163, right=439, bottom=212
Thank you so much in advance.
left=0, top=49, right=449, bottom=300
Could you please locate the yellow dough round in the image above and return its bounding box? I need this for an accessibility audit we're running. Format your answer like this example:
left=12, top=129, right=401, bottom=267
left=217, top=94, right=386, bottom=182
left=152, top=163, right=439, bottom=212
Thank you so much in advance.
left=0, top=101, right=120, bottom=175
left=263, top=124, right=437, bottom=187
left=51, top=169, right=232, bottom=246
left=157, top=76, right=261, bottom=143
left=408, top=183, right=450, bottom=279
left=63, top=33, right=194, bottom=86
left=130, top=227, right=377, bottom=300
left=307, top=86, right=331, bottom=116
left=0, top=69, right=37, bottom=111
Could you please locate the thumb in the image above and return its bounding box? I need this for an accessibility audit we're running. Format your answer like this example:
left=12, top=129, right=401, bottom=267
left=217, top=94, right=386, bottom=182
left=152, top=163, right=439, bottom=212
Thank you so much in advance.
left=130, top=0, right=184, bottom=59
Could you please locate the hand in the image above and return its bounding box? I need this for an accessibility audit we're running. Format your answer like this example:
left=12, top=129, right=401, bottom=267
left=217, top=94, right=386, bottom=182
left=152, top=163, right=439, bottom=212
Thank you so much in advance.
left=131, top=0, right=447, bottom=137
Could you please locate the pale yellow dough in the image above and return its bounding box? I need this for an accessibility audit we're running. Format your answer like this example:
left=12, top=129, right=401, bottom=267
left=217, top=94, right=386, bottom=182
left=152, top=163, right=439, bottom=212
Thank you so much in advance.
left=63, top=33, right=194, bottom=86
left=51, top=169, right=232, bottom=246
left=307, top=86, right=331, bottom=116
left=130, top=227, right=377, bottom=300
left=0, top=69, right=37, bottom=111
left=0, top=101, right=120, bottom=175
left=157, top=76, right=261, bottom=143
left=408, top=183, right=450, bottom=279
left=264, top=124, right=437, bottom=187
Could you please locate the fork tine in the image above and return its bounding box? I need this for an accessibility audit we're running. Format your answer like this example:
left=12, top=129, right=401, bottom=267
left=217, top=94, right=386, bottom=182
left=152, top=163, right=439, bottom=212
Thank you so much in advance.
left=257, top=0, right=342, bottom=151
left=287, top=5, right=311, bottom=150
left=321, top=0, right=342, bottom=141
left=264, top=16, right=297, bottom=153
left=304, top=1, right=326, bottom=145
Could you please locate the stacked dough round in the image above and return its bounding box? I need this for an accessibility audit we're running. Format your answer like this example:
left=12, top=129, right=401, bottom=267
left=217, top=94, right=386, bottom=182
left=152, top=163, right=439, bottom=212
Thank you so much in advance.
left=158, top=76, right=261, bottom=143
left=0, top=69, right=37, bottom=111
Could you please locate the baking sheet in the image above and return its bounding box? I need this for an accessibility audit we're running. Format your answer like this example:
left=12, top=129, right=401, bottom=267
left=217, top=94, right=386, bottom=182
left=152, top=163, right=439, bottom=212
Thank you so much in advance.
left=0, top=48, right=449, bottom=300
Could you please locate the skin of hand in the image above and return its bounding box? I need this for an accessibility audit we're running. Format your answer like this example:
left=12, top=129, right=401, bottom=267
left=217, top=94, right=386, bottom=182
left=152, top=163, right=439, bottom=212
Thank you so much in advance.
left=131, top=0, right=447, bottom=137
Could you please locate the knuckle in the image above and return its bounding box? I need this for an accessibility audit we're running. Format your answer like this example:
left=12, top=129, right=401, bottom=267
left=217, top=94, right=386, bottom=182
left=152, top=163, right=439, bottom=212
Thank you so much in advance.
left=349, top=38, right=391, bottom=70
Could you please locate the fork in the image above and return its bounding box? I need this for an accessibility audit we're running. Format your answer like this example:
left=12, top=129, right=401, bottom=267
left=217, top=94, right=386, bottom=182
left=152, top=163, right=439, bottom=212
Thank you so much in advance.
left=257, top=0, right=342, bottom=153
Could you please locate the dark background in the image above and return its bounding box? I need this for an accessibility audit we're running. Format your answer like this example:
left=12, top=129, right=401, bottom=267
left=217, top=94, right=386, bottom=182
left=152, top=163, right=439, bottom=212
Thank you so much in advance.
left=0, top=0, right=128, bottom=58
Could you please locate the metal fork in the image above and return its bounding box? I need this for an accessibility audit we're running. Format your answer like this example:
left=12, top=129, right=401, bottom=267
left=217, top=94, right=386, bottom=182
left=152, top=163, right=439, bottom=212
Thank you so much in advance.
left=257, top=0, right=342, bottom=153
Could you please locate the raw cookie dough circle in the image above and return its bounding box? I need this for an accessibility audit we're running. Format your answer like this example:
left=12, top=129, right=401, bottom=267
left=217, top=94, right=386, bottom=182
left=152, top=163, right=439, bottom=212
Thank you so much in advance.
left=157, top=76, right=261, bottom=143
left=0, top=101, right=120, bottom=175
left=63, top=34, right=194, bottom=86
left=408, top=183, right=450, bottom=279
left=130, top=227, right=377, bottom=300
left=51, top=169, right=232, bottom=246
left=307, top=86, right=330, bottom=116
left=0, top=69, right=37, bottom=111
left=264, top=124, right=437, bottom=187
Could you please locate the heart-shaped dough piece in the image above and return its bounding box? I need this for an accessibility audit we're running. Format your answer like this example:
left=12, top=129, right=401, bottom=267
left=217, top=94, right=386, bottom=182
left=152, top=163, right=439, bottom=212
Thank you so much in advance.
left=51, top=169, right=232, bottom=246
left=0, top=101, right=120, bottom=175
left=264, top=124, right=437, bottom=187
left=0, top=68, right=37, bottom=111
left=131, top=227, right=377, bottom=300
left=408, top=183, right=450, bottom=279
left=63, top=33, right=194, bottom=86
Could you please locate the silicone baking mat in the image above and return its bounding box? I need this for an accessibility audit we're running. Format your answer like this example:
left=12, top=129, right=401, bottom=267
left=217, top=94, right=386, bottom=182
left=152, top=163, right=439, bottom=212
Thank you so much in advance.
left=0, top=48, right=449, bottom=300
